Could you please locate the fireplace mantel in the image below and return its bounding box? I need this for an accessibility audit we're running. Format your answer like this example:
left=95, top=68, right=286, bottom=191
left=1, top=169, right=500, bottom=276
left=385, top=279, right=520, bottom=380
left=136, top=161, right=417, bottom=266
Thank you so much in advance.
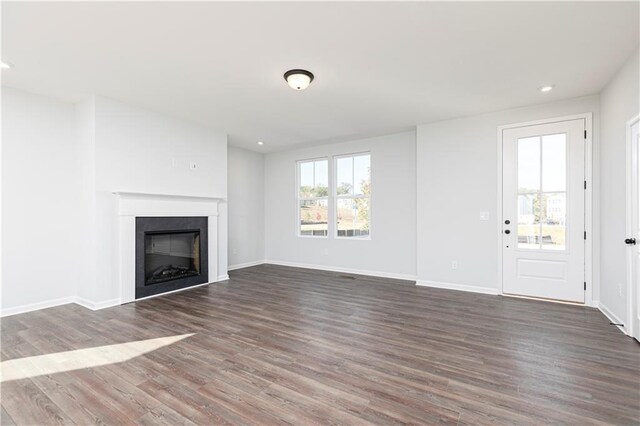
left=113, top=191, right=225, bottom=202
left=113, top=191, right=222, bottom=303
left=113, top=191, right=224, bottom=217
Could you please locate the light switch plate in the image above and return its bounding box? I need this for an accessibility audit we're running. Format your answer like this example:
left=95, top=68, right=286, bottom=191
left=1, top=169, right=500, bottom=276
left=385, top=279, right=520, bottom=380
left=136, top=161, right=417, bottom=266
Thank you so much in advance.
left=479, top=212, right=490, bottom=221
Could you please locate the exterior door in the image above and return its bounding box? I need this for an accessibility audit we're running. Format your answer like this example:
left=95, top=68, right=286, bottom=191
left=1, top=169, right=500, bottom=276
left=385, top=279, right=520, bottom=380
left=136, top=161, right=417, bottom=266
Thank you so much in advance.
left=627, top=117, right=640, bottom=340
left=502, top=119, right=585, bottom=302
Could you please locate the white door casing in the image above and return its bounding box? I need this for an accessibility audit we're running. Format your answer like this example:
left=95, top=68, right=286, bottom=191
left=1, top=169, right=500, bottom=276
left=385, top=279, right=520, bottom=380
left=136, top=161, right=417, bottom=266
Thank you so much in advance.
left=501, top=118, right=586, bottom=303
left=626, top=115, right=640, bottom=340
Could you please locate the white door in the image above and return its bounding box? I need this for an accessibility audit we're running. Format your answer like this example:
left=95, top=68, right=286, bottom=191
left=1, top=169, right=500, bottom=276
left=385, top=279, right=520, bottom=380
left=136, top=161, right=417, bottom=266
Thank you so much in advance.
left=502, top=119, right=585, bottom=302
left=627, top=117, right=640, bottom=340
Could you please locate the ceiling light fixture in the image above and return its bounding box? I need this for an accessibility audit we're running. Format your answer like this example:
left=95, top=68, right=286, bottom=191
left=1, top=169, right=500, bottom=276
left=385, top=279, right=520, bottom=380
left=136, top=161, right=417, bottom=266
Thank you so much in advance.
left=1, top=61, right=13, bottom=69
left=284, top=69, right=314, bottom=91
left=539, top=85, right=554, bottom=93
left=257, top=141, right=264, bottom=145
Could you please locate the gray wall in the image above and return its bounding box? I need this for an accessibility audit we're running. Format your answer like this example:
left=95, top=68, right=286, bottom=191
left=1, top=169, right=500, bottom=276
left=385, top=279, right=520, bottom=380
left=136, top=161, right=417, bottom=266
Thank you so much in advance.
left=417, top=95, right=601, bottom=294
left=1, top=88, right=83, bottom=314
left=264, top=131, right=417, bottom=279
left=599, top=49, right=640, bottom=322
left=2, top=89, right=230, bottom=314
left=228, top=146, right=265, bottom=269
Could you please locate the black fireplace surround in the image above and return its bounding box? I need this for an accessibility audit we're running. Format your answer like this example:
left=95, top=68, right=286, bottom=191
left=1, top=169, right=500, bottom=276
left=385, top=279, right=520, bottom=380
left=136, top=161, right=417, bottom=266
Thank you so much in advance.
left=135, top=217, right=208, bottom=299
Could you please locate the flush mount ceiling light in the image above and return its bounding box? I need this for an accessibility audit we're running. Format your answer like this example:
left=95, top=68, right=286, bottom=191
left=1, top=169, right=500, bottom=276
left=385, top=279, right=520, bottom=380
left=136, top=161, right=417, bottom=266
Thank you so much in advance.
left=284, top=69, right=314, bottom=91
left=257, top=141, right=264, bottom=145
left=539, top=85, right=555, bottom=93
left=1, top=61, right=13, bottom=69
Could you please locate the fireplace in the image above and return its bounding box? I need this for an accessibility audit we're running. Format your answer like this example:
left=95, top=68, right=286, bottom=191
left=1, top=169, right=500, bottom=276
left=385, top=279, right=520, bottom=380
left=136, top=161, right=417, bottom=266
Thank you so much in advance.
left=135, top=217, right=208, bottom=299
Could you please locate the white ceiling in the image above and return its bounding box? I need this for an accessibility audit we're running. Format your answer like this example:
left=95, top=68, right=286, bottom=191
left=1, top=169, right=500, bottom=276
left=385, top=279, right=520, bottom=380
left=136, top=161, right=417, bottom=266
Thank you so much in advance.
left=2, top=2, right=638, bottom=152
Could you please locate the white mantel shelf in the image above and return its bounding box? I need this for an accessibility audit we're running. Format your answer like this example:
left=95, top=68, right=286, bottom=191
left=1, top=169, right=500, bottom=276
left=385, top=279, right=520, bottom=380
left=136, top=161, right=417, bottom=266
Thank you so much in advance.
left=114, top=191, right=223, bottom=218
left=113, top=191, right=226, bottom=202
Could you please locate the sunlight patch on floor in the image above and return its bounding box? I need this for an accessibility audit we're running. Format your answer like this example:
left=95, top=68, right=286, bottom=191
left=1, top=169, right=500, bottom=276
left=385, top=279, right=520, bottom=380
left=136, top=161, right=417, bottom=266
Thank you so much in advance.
left=0, top=333, right=194, bottom=382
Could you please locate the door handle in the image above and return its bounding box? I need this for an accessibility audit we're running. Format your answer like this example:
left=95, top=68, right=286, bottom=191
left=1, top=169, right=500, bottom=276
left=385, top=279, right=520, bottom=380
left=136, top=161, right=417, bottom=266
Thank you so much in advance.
left=625, top=238, right=636, bottom=245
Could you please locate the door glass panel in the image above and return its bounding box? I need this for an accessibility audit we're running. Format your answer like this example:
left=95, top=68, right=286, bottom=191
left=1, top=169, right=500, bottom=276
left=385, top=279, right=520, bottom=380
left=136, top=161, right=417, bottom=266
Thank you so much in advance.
left=541, top=192, right=566, bottom=250
left=518, top=137, right=540, bottom=194
left=542, top=134, right=566, bottom=192
left=518, top=137, right=541, bottom=248
left=517, top=133, right=568, bottom=250
left=518, top=194, right=540, bottom=249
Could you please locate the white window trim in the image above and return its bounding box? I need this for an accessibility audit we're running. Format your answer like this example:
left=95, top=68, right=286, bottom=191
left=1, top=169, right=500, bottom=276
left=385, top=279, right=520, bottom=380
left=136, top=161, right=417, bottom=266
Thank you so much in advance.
left=296, top=157, right=329, bottom=238
left=296, top=152, right=372, bottom=240
left=333, top=152, right=372, bottom=240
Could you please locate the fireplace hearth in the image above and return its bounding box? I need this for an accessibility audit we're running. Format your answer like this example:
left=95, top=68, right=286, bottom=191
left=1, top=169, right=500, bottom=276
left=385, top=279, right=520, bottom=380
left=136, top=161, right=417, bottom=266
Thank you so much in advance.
left=136, top=217, right=208, bottom=299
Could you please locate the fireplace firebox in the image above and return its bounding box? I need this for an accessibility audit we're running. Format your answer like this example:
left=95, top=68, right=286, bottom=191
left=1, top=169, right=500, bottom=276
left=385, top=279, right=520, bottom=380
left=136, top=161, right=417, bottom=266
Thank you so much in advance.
left=135, top=217, right=208, bottom=299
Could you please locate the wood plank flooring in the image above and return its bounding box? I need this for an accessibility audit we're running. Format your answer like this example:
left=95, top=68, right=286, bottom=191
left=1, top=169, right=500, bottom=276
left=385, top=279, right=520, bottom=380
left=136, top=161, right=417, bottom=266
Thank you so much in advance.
left=1, top=264, right=639, bottom=425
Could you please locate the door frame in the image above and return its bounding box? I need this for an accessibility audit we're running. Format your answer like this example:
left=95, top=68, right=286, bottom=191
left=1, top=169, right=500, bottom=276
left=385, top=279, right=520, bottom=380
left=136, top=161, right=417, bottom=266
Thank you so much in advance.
left=625, top=113, right=640, bottom=337
left=497, top=113, right=594, bottom=306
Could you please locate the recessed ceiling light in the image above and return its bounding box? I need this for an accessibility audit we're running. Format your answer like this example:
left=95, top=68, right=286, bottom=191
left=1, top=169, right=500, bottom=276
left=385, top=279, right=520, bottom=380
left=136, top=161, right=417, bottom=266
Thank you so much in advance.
left=284, top=69, right=314, bottom=91
left=1, top=61, right=13, bottom=69
left=539, top=85, right=554, bottom=93
left=257, top=141, right=264, bottom=145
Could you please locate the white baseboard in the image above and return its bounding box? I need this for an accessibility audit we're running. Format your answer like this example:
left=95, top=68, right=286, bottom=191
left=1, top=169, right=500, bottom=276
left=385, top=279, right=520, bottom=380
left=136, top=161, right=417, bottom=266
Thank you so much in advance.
left=74, top=297, right=121, bottom=311
left=1, top=273, right=239, bottom=317
left=416, top=280, right=499, bottom=295
left=228, top=260, right=266, bottom=271
left=0, top=296, right=77, bottom=318
left=1, top=295, right=123, bottom=317
left=595, top=301, right=628, bottom=335
left=264, top=259, right=416, bottom=281
left=131, top=281, right=215, bottom=303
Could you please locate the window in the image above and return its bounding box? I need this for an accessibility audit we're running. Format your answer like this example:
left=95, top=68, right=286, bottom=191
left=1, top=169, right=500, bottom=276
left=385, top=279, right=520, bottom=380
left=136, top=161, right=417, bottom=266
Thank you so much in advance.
left=335, top=153, right=371, bottom=238
left=297, top=158, right=329, bottom=236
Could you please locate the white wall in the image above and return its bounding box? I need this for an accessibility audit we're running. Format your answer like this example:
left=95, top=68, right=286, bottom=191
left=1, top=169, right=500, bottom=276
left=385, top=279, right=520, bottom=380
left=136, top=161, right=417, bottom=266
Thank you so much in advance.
left=85, top=96, right=229, bottom=304
left=93, top=97, right=227, bottom=197
left=264, top=131, right=416, bottom=279
left=1, top=87, right=84, bottom=314
left=416, top=96, right=600, bottom=294
left=228, top=146, right=265, bottom=269
left=599, top=49, right=640, bottom=323
left=75, top=97, right=97, bottom=303
left=3, top=52, right=636, bottom=317
left=1, top=89, right=229, bottom=314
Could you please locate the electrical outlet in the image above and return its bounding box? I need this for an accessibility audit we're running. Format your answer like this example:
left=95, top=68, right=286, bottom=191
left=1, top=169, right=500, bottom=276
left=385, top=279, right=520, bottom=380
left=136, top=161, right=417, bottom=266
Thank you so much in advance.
left=479, top=212, right=490, bottom=221
left=232, top=248, right=238, bottom=255
left=451, top=261, right=459, bottom=270
left=618, top=283, right=623, bottom=297
left=323, top=248, right=329, bottom=256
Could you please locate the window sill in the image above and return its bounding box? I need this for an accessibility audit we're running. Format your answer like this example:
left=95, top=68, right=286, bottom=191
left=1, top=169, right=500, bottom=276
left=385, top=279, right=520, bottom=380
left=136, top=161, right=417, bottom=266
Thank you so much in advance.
left=334, top=236, right=371, bottom=241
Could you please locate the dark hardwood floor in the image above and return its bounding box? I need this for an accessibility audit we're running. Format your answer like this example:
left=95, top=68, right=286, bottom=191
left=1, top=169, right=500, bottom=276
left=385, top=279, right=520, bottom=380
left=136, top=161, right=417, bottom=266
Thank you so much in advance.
left=1, top=264, right=639, bottom=425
